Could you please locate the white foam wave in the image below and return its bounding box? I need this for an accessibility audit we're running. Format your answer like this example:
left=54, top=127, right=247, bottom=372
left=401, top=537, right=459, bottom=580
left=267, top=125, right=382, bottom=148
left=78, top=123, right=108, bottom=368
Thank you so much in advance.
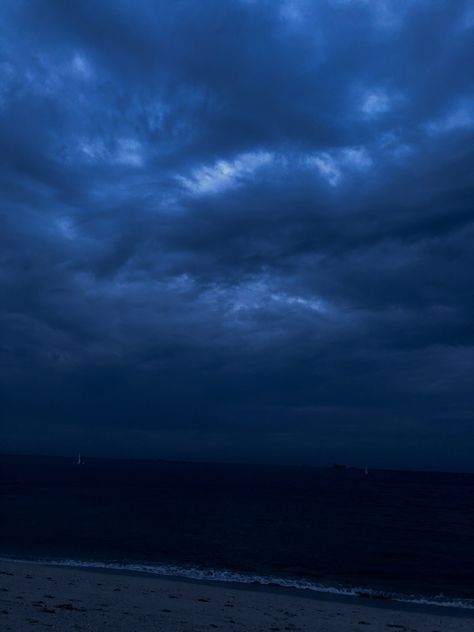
left=2, top=556, right=473, bottom=611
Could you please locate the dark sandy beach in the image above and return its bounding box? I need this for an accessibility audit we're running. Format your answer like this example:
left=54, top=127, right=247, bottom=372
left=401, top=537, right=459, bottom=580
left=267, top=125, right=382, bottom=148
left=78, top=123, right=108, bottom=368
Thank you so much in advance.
left=1, top=560, right=472, bottom=631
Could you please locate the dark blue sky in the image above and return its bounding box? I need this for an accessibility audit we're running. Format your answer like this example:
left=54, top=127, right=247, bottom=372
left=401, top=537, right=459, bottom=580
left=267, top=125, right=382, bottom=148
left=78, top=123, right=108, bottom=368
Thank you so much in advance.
left=1, top=1, right=473, bottom=470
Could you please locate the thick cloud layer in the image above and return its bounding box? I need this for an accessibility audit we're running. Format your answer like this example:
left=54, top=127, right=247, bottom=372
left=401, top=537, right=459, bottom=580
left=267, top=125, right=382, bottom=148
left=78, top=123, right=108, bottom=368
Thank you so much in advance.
left=1, top=0, right=473, bottom=469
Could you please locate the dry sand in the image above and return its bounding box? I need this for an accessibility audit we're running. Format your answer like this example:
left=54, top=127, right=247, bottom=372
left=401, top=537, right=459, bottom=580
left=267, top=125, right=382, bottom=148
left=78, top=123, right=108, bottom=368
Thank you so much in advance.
left=0, top=560, right=472, bottom=631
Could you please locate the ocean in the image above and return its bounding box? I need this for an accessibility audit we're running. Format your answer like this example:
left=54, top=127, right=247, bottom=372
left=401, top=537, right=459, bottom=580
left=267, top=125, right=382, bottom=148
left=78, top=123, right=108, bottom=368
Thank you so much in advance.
left=1, top=455, right=473, bottom=609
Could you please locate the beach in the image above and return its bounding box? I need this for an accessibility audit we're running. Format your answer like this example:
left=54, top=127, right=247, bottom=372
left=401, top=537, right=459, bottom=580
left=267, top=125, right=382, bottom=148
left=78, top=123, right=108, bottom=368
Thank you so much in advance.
left=1, top=561, right=472, bottom=632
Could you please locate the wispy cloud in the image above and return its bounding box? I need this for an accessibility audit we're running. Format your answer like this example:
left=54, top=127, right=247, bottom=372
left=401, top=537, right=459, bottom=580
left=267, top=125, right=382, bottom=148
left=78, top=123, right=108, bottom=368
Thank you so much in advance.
left=179, top=151, right=274, bottom=195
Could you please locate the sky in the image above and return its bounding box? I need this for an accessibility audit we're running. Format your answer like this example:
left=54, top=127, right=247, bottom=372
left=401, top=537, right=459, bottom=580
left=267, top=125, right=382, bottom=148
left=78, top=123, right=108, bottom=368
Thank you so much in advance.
left=1, top=0, right=473, bottom=471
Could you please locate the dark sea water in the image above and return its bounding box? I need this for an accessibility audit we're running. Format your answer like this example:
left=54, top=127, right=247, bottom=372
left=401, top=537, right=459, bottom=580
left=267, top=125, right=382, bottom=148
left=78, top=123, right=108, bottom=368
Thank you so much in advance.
left=1, top=455, right=474, bottom=609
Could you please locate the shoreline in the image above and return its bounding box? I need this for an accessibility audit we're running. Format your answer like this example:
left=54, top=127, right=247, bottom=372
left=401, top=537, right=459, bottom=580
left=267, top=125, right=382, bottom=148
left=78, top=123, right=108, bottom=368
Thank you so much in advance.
left=2, top=555, right=473, bottom=615
left=1, top=559, right=473, bottom=631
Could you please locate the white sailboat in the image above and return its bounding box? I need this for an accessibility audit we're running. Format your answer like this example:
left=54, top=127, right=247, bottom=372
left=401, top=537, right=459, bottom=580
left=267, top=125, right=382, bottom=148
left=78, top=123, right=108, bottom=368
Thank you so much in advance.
left=77, top=452, right=83, bottom=465
left=364, top=465, right=369, bottom=476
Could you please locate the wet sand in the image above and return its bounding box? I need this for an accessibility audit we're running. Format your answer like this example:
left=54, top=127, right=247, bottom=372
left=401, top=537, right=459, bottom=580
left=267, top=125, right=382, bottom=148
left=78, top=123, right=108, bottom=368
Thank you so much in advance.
left=0, top=560, right=472, bottom=631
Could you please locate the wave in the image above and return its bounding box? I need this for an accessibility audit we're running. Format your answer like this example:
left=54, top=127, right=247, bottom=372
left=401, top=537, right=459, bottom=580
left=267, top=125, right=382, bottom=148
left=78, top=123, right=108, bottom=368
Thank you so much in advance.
left=2, top=555, right=474, bottom=611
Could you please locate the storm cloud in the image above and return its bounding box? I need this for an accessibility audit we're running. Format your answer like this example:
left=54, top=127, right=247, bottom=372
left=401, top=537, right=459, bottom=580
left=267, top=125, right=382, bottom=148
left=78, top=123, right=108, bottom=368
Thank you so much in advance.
left=1, top=0, right=473, bottom=470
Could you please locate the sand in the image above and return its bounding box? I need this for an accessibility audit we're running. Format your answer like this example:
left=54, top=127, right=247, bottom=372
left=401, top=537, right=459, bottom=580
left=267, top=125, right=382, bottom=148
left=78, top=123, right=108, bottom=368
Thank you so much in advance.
left=0, top=561, right=472, bottom=631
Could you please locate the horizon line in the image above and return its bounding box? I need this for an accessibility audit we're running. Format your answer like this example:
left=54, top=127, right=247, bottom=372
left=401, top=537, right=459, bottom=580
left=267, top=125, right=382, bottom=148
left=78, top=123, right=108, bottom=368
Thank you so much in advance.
left=1, top=452, right=472, bottom=476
